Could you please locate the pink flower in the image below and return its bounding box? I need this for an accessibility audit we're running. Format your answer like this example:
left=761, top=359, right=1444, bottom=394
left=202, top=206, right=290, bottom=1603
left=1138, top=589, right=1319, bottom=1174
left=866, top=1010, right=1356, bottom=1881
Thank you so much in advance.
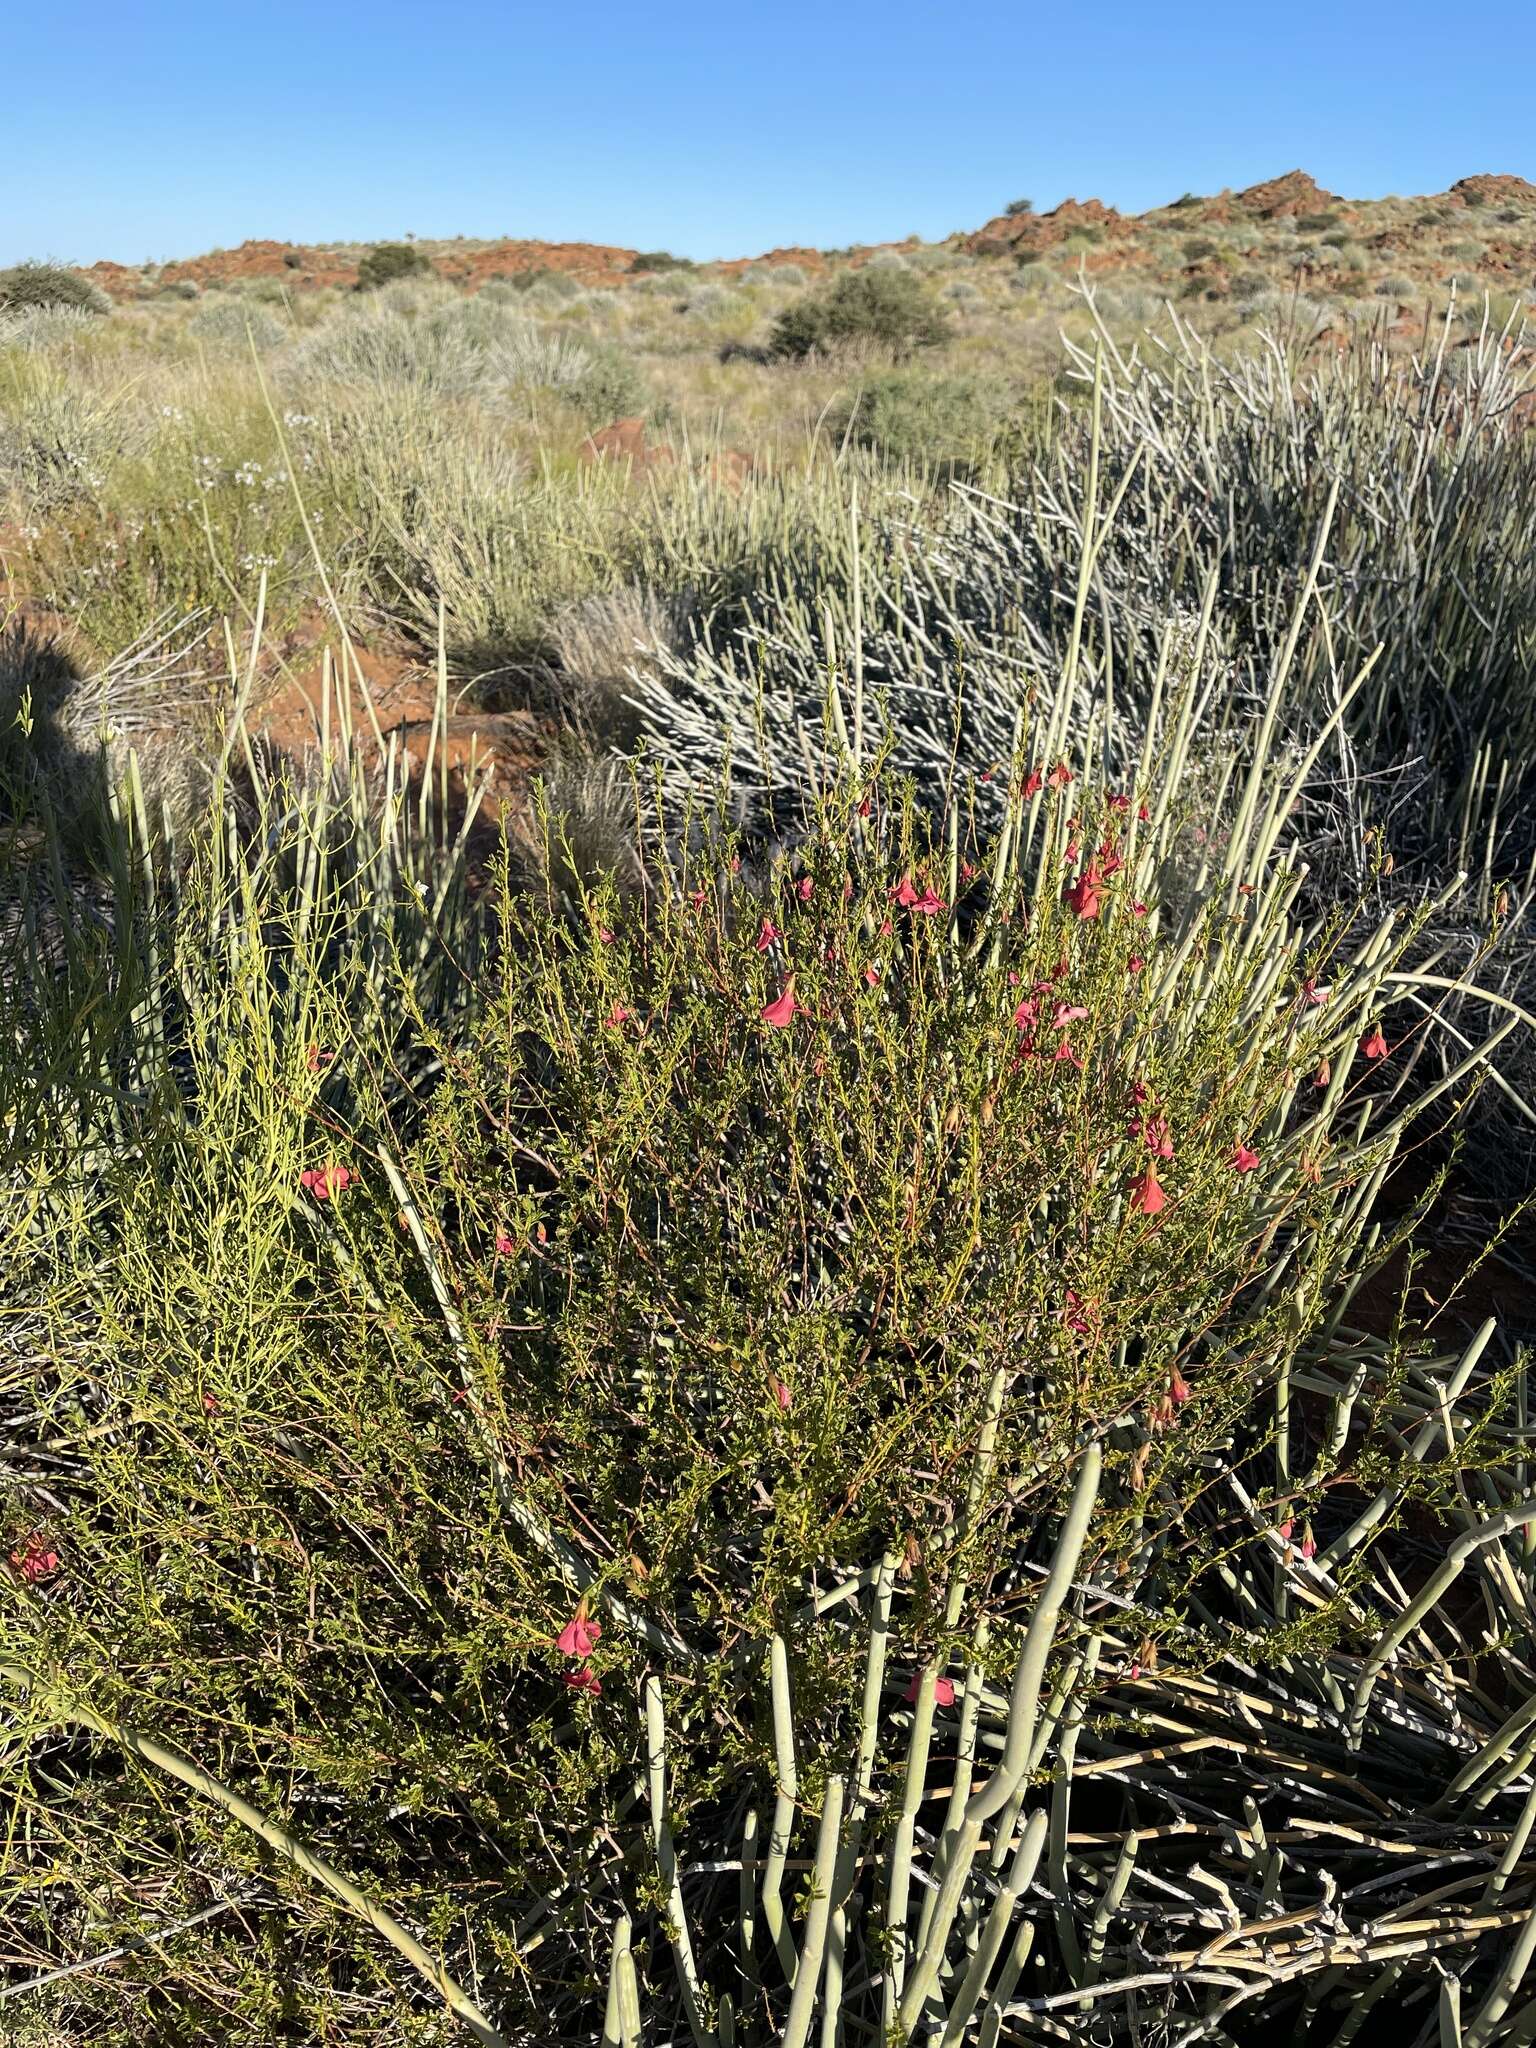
left=1107, top=792, right=1131, bottom=814
left=603, top=1001, right=631, bottom=1029
left=1064, top=863, right=1104, bottom=920
left=1046, top=762, right=1073, bottom=791
left=1013, top=997, right=1039, bottom=1030
left=598, top=926, right=615, bottom=944
left=304, top=1044, right=333, bottom=1073
left=1300, top=1524, right=1316, bottom=1560
left=1132, top=901, right=1148, bottom=918
left=762, top=980, right=800, bottom=1029
left=1064, top=1289, right=1097, bottom=1336
left=564, top=1662, right=602, bottom=1695
left=960, top=860, right=976, bottom=882
left=557, top=1612, right=603, bottom=1658
left=891, top=875, right=921, bottom=907
left=1020, top=767, right=1042, bottom=798
left=201, top=1391, right=220, bottom=1414
left=1277, top=1516, right=1294, bottom=1543
left=1134, top=1117, right=1174, bottom=1159
left=1128, top=1167, right=1167, bottom=1216
left=912, top=886, right=946, bottom=916
left=1361, top=1025, right=1389, bottom=1061
left=879, top=917, right=893, bottom=936
left=1127, top=955, right=1145, bottom=974
left=796, top=876, right=815, bottom=902
left=770, top=1374, right=792, bottom=1411
left=1230, top=1143, right=1260, bottom=1173
left=688, top=887, right=707, bottom=912
left=864, top=965, right=881, bottom=985
left=857, top=794, right=873, bottom=816
left=1169, top=1366, right=1191, bottom=1405
left=1137, top=803, right=1151, bottom=823
left=1301, top=977, right=1331, bottom=1008
left=1130, top=1079, right=1149, bottom=1107
left=903, top=1672, right=956, bottom=1707
left=301, top=1164, right=353, bottom=1201
left=755, top=916, right=780, bottom=952
left=9, top=1539, right=59, bottom=1586
left=495, top=1229, right=516, bottom=1255
left=1053, top=1037, right=1082, bottom=1068
left=1051, top=1002, right=1089, bottom=1028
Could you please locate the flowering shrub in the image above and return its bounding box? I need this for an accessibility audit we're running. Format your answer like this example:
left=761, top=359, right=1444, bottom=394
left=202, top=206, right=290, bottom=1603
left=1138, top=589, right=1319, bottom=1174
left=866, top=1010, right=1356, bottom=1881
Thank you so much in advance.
left=5, top=700, right=1519, bottom=2043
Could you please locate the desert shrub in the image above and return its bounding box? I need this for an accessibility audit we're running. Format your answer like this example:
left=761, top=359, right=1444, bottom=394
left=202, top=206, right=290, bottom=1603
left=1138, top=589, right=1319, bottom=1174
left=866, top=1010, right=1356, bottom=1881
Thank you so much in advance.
left=864, top=248, right=910, bottom=271
left=0, top=262, right=109, bottom=317
left=1182, top=235, right=1219, bottom=261
left=185, top=300, right=287, bottom=351
left=281, top=248, right=303, bottom=269
left=940, top=277, right=982, bottom=302
left=0, top=306, right=102, bottom=353
left=355, top=240, right=433, bottom=291
left=1003, top=196, right=1033, bottom=216
left=1374, top=272, right=1415, bottom=297
left=1012, top=259, right=1052, bottom=287
left=630, top=250, right=692, bottom=274
left=1297, top=211, right=1340, bottom=232
left=768, top=266, right=948, bottom=361
left=680, top=281, right=733, bottom=319
left=824, top=368, right=1007, bottom=472
left=717, top=337, right=772, bottom=366
left=157, top=276, right=200, bottom=299
left=3, top=693, right=1525, bottom=2044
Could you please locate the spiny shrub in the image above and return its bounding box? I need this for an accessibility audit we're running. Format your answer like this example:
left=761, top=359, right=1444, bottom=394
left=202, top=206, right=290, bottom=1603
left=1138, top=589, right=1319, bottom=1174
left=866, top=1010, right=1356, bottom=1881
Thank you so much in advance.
left=0, top=262, right=109, bottom=316
left=630, top=250, right=693, bottom=274
left=185, top=300, right=287, bottom=351
left=355, top=240, right=433, bottom=291
left=824, top=369, right=1010, bottom=473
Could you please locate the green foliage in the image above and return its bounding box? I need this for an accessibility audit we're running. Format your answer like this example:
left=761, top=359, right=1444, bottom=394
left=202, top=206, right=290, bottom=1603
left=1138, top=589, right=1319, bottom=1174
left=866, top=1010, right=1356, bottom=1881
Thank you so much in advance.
left=630, top=250, right=693, bottom=273
left=1003, top=196, right=1034, bottom=216
left=0, top=262, right=109, bottom=316
left=355, top=241, right=433, bottom=291
left=824, top=368, right=1014, bottom=473
left=1297, top=211, right=1341, bottom=232
left=768, top=265, right=948, bottom=361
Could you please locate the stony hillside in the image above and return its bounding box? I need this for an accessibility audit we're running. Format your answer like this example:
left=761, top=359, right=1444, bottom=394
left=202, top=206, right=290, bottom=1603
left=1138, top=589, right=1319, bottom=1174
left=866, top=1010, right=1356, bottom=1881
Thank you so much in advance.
left=72, top=170, right=1536, bottom=309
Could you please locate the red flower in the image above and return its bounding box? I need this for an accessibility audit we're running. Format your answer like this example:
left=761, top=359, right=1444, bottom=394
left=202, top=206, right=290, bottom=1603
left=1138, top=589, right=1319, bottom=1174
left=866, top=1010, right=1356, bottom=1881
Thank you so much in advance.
left=1020, top=767, right=1042, bottom=798
left=304, top=1044, right=333, bottom=1073
left=598, top=926, right=615, bottom=944
left=864, top=965, right=881, bottom=985
left=1277, top=1516, right=1294, bottom=1543
left=1051, top=1002, right=1088, bottom=1028
left=1300, top=1524, right=1317, bottom=1560
left=1127, top=955, right=1145, bottom=974
left=857, top=794, right=873, bottom=816
left=603, top=1001, right=631, bottom=1029
left=1137, top=803, right=1151, bottom=822
left=1169, top=1366, right=1191, bottom=1405
left=1053, top=1037, right=1082, bottom=1068
left=1107, top=792, right=1131, bottom=814
left=879, top=917, right=893, bottom=936
left=495, top=1229, right=516, bottom=1256
left=1301, top=977, right=1331, bottom=1008
left=1128, top=1167, right=1167, bottom=1216
left=1361, top=1025, right=1389, bottom=1061
left=755, top=916, right=780, bottom=951
left=903, top=1671, right=956, bottom=1707
left=1064, top=1289, right=1097, bottom=1336
left=891, top=875, right=920, bottom=907
left=9, top=1539, right=59, bottom=1586
left=912, top=886, right=946, bottom=916
left=301, top=1164, right=353, bottom=1201
left=1064, top=862, right=1104, bottom=920
left=1046, top=762, right=1073, bottom=790
left=1230, top=1143, right=1260, bottom=1173
left=770, top=1374, right=793, bottom=1411
left=796, top=876, right=815, bottom=902
left=1130, top=1079, right=1149, bottom=1107
left=1064, top=838, right=1081, bottom=864
left=688, top=887, right=707, bottom=912
left=564, top=1662, right=602, bottom=1695
left=960, top=860, right=976, bottom=882
left=762, top=980, right=800, bottom=1029
left=1133, top=1117, right=1174, bottom=1159
left=201, top=1391, right=220, bottom=1414
left=557, top=1612, right=603, bottom=1658
left=1132, top=900, right=1149, bottom=918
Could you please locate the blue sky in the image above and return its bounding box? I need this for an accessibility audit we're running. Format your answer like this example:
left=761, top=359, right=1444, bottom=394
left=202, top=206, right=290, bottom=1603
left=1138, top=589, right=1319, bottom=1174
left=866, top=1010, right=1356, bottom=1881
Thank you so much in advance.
left=11, top=2, right=1536, bottom=267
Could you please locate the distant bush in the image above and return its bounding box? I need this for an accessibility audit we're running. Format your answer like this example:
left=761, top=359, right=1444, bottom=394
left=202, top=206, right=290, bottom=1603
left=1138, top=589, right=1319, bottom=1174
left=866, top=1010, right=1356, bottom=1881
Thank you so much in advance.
left=680, top=282, right=733, bottom=319
left=1003, top=196, right=1033, bottom=216
left=1375, top=274, right=1415, bottom=297
left=864, top=249, right=910, bottom=271
left=717, top=338, right=772, bottom=366
left=940, top=278, right=982, bottom=303
left=1181, top=237, right=1219, bottom=261
left=282, top=250, right=303, bottom=270
left=186, top=301, right=287, bottom=351
left=0, top=261, right=110, bottom=316
left=824, top=369, right=1014, bottom=473
left=769, top=266, right=948, bottom=361
left=1169, top=190, right=1201, bottom=208
left=355, top=241, right=432, bottom=291
left=630, top=251, right=693, bottom=274
left=1297, top=211, right=1340, bottom=232
left=157, top=278, right=200, bottom=300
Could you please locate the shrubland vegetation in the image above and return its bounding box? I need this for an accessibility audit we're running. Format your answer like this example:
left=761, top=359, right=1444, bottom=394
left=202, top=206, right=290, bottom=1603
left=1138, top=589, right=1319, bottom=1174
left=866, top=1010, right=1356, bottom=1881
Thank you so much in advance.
left=3, top=204, right=1536, bottom=2046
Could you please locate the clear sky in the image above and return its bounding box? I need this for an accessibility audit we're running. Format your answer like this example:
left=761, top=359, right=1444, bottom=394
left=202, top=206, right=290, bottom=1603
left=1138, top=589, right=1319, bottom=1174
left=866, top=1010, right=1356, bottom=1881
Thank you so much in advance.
left=11, top=1, right=1536, bottom=268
